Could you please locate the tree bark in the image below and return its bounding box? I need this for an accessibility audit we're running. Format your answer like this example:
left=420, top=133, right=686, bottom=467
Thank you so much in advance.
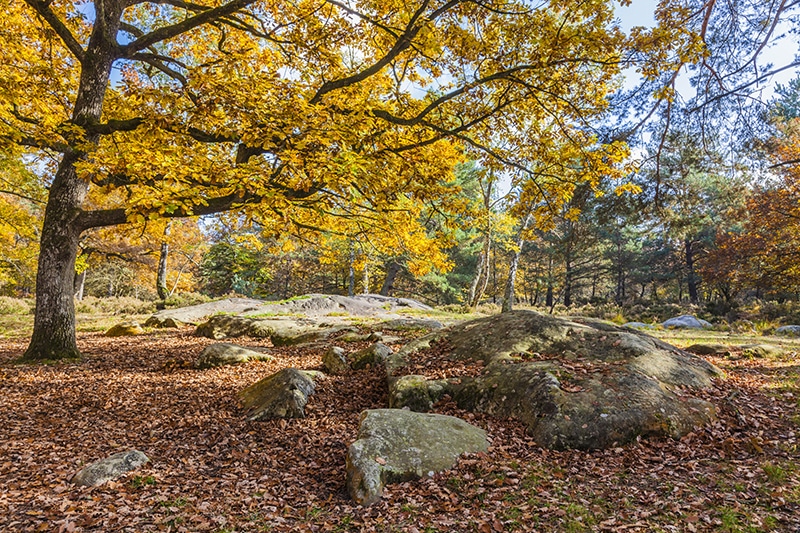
left=22, top=3, right=122, bottom=361
left=157, top=223, right=171, bottom=301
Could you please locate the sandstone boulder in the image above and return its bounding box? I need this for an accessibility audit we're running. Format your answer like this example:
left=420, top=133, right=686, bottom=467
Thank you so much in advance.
left=740, top=344, right=787, bottom=358
left=685, top=343, right=731, bottom=356
left=775, top=325, right=800, bottom=336
left=105, top=322, right=144, bottom=337
left=346, top=409, right=488, bottom=506
left=72, top=450, right=149, bottom=487
left=144, top=316, right=185, bottom=328
left=196, top=343, right=273, bottom=369
left=240, top=368, right=320, bottom=420
left=350, top=342, right=393, bottom=370
left=387, top=311, right=722, bottom=450
left=322, top=346, right=350, bottom=375
left=662, top=315, right=713, bottom=329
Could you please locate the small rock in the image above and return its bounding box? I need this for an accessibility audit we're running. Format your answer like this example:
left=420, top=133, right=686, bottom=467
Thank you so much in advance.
left=144, top=316, right=185, bottom=328
left=740, top=344, right=786, bottom=358
left=350, top=343, right=393, bottom=370
left=623, top=322, right=656, bottom=330
left=323, top=346, right=350, bottom=375
left=662, top=315, right=713, bottom=329
left=240, top=368, right=318, bottom=420
left=105, top=322, right=144, bottom=337
left=346, top=409, right=488, bottom=506
left=775, top=325, right=800, bottom=336
left=195, top=343, right=273, bottom=369
left=685, top=343, right=730, bottom=356
left=72, top=450, right=149, bottom=487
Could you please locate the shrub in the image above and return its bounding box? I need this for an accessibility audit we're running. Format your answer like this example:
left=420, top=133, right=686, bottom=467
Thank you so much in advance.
left=0, top=296, right=33, bottom=315
left=75, top=296, right=156, bottom=315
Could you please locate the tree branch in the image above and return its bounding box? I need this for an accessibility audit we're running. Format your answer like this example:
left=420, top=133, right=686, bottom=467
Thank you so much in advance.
left=23, top=0, right=86, bottom=63
left=118, top=0, right=259, bottom=57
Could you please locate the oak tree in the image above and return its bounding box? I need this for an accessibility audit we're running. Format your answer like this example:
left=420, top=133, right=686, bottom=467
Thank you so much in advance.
left=3, top=0, right=641, bottom=360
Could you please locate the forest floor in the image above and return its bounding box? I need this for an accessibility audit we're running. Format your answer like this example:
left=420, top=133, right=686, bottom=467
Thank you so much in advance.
left=0, top=322, right=799, bottom=533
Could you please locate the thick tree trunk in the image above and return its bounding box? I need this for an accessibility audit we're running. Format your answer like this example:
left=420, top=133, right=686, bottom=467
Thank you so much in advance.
left=22, top=5, right=121, bottom=361
left=157, top=223, right=171, bottom=301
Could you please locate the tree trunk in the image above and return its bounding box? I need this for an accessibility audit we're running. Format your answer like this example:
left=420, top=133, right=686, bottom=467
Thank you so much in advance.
left=467, top=234, right=491, bottom=309
left=502, top=214, right=531, bottom=313
left=348, top=246, right=355, bottom=297
left=685, top=238, right=699, bottom=304
left=22, top=5, right=122, bottom=361
left=74, top=271, right=86, bottom=301
left=362, top=263, right=369, bottom=294
left=157, top=223, right=171, bottom=301
left=380, top=260, right=401, bottom=296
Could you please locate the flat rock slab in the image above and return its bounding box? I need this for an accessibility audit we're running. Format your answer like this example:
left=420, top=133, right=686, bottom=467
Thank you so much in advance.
left=387, top=311, right=722, bottom=450
left=377, top=318, right=444, bottom=331
left=196, top=343, right=273, bottom=369
left=240, top=368, right=320, bottom=420
left=662, top=315, right=713, bottom=329
left=346, top=409, right=488, bottom=506
left=72, top=450, right=149, bottom=487
left=194, top=315, right=345, bottom=345
left=148, top=294, right=433, bottom=326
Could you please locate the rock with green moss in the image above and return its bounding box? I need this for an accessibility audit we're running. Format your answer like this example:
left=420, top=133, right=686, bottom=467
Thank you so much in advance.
left=346, top=409, right=488, bottom=506
left=350, top=342, right=393, bottom=370
left=195, top=343, right=273, bottom=369
left=740, top=344, right=786, bottom=358
left=105, top=322, right=144, bottom=337
left=386, top=311, right=722, bottom=450
left=144, top=316, right=185, bottom=328
left=322, top=346, right=350, bottom=375
left=685, top=343, right=731, bottom=356
left=240, top=368, right=320, bottom=420
left=388, top=374, right=449, bottom=412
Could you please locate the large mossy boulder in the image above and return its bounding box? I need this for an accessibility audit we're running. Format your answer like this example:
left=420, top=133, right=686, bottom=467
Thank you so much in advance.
left=195, top=343, right=273, bottom=369
left=240, top=368, right=321, bottom=420
left=387, top=311, right=722, bottom=450
left=346, top=409, right=488, bottom=506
